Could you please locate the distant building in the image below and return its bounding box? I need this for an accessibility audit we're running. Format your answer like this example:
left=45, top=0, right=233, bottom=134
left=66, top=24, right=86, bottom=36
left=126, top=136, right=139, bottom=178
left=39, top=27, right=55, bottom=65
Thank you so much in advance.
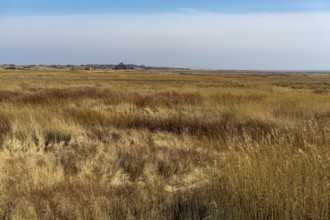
left=114, top=63, right=127, bottom=70
left=85, top=66, right=93, bottom=71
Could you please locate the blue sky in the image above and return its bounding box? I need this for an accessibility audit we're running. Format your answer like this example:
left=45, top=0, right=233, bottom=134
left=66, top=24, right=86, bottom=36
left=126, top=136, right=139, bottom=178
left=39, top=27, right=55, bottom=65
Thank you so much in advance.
left=1, top=0, right=330, bottom=14
left=1, top=0, right=330, bottom=70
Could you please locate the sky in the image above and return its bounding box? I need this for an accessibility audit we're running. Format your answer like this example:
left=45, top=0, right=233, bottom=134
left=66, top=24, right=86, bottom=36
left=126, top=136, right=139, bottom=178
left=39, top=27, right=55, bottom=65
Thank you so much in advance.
left=0, top=0, right=330, bottom=70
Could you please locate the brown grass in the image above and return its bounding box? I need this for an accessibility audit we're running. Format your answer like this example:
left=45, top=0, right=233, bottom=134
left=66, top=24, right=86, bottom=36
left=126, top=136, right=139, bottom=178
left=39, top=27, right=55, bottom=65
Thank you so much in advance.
left=0, top=69, right=329, bottom=219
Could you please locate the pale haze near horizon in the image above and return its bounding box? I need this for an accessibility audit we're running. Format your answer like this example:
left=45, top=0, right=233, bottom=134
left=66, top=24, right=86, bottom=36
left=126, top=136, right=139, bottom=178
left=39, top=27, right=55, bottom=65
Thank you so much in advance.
left=1, top=6, right=330, bottom=70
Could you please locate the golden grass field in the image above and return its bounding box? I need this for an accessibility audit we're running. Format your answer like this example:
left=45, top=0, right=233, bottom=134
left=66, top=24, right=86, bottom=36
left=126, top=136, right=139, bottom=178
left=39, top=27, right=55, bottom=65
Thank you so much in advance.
left=0, top=69, right=330, bottom=219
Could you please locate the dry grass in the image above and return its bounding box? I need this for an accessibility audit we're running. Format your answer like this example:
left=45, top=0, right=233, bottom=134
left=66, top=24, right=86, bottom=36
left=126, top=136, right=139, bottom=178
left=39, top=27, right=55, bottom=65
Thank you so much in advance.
left=0, top=69, right=330, bottom=219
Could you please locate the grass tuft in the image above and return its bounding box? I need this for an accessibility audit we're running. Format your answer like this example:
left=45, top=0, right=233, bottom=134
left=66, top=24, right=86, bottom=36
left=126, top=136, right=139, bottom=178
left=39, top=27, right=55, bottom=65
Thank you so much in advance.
left=118, top=146, right=147, bottom=181
left=44, top=131, right=71, bottom=148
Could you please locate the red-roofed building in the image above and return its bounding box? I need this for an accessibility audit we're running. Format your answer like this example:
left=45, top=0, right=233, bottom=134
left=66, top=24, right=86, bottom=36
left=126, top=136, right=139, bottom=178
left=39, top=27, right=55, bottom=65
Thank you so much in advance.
left=114, top=62, right=127, bottom=70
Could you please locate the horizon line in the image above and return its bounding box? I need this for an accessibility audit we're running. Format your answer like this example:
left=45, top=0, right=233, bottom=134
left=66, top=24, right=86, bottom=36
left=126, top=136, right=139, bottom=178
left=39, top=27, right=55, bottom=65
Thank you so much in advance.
left=1, top=64, right=330, bottom=73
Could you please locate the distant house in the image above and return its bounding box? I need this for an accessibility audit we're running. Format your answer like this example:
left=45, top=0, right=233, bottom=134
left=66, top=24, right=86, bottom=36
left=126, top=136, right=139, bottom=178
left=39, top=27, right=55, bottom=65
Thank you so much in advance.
left=114, top=63, right=127, bottom=70
left=85, top=66, right=93, bottom=71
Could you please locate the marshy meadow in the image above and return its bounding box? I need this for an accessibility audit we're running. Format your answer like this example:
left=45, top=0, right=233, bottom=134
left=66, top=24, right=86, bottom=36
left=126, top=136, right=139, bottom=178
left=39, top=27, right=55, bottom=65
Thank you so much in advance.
left=0, top=69, right=330, bottom=219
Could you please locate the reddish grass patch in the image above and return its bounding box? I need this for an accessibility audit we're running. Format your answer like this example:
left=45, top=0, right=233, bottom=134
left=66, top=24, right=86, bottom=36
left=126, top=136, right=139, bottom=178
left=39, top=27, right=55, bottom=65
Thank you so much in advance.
left=125, top=115, right=228, bottom=137
left=0, top=90, right=20, bottom=102
left=2, top=87, right=202, bottom=108
left=20, top=88, right=109, bottom=104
